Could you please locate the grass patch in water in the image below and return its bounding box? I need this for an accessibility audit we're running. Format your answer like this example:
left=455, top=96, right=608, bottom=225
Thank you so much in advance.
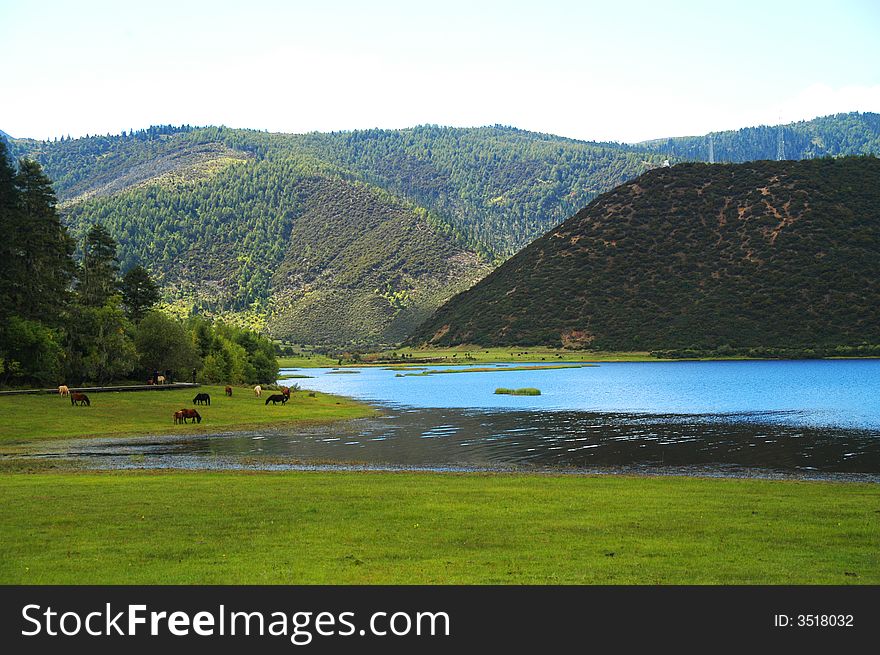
left=495, top=387, right=541, bottom=396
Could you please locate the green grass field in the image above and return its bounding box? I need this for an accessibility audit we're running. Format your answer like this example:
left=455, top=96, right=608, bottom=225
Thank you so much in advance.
left=0, top=385, right=376, bottom=449
left=0, top=468, right=877, bottom=584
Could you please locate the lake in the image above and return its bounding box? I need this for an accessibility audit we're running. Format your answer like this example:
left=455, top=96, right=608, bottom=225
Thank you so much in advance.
left=56, top=360, right=880, bottom=480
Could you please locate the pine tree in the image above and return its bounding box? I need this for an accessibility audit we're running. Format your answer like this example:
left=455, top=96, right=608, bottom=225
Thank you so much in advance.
left=10, top=158, right=75, bottom=326
left=120, top=264, right=160, bottom=322
left=79, top=223, right=120, bottom=307
left=0, top=140, right=18, bottom=323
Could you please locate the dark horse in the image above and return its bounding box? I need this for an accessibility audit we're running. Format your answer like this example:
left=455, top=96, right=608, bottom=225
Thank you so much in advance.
left=70, top=392, right=90, bottom=406
left=225, top=386, right=233, bottom=397
left=193, top=393, right=211, bottom=406
left=174, top=408, right=202, bottom=424
left=265, top=394, right=288, bottom=405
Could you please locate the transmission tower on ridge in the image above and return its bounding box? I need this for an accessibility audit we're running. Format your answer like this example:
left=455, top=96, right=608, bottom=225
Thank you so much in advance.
left=776, top=122, right=785, bottom=161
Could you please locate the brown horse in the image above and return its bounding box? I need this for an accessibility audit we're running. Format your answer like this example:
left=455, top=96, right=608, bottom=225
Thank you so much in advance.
left=183, top=408, right=201, bottom=423
left=174, top=408, right=202, bottom=424
left=281, top=386, right=290, bottom=400
left=70, top=392, right=90, bottom=406
left=225, top=386, right=233, bottom=397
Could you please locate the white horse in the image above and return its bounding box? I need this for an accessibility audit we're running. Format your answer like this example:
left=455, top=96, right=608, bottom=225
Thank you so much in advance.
left=58, top=385, right=70, bottom=397
left=254, top=385, right=262, bottom=397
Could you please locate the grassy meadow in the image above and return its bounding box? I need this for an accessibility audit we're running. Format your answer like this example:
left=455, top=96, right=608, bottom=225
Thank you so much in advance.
left=0, top=385, right=376, bottom=450
left=0, top=467, right=877, bottom=584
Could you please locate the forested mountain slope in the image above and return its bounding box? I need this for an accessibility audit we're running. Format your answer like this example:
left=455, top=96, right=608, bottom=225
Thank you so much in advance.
left=409, top=157, right=880, bottom=352
left=6, top=114, right=880, bottom=346
left=639, top=112, right=880, bottom=163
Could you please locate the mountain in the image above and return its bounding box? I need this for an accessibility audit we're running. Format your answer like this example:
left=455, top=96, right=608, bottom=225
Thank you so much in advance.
left=58, top=151, right=492, bottom=346
left=4, top=125, right=669, bottom=345
left=5, top=114, right=880, bottom=347
left=408, top=157, right=880, bottom=352
left=639, top=112, right=880, bottom=163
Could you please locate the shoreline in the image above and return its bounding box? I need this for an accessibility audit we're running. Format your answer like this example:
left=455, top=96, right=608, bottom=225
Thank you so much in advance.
left=6, top=427, right=879, bottom=484
left=280, top=351, right=880, bottom=368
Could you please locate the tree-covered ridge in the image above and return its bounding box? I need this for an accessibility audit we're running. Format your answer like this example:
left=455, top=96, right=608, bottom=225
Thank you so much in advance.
left=7, top=113, right=880, bottom=347
left=61, top=154, right=490, bottom=347
left=277, top=125, right=670, bottom=255
left=639, top=112, right=880, bottom=163
left=409, top=157, right=880, bottom=352
left=0, top=139, right=277, bottom=387
left=10, top=124, right=673, bottom=257
left=8, top=125, right=199, bottom=199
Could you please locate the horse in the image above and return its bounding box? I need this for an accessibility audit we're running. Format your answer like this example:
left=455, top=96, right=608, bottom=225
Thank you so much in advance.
left=156, top=375, right=166, bottom=385
left=173, top=410, right=184, bottom=424
left=176, top=408, right=202, bottom=424
left=225, top=386, right=233, bottom=397
left=70, top=392, right=90, bottom=406
left=254, top=385, right=262, bottom=397
left=58, top=385, right=69, bottom=397
left=265, top=394, right=288, bottom=405
left=193, top=393, right=211, bottom=406
left=280, top=386, right=290, bottom=400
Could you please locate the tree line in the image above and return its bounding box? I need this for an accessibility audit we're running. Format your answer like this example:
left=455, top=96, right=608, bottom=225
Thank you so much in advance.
left=0, top=139, right=277, bottom=387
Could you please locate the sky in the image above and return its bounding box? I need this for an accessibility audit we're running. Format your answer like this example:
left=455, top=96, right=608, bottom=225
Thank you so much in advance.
left=2, top=0, right=879, bottom=143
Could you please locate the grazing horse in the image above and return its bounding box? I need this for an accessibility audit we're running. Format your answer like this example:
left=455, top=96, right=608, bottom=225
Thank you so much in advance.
left=193, top=393, right=211, bottom=406
left=182, top=408, right=201, bottom=423
left=265, top=394, right=288, bottom=405
left=225, top=386, right=233, bottom=397
left=70, top=392, right=90, bottom=406
left=58, top=385, right=70, bottom=397
left=254, top=385, right=262, bottom=397
left=156, top=375, right=166, bottom=385
left=175, top=408, right=202, bottom=424
left=281, top=386, right=290, bottom=400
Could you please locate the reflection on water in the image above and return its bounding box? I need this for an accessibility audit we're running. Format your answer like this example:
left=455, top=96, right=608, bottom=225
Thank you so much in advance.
left=47, top=406, right=880, bottom=480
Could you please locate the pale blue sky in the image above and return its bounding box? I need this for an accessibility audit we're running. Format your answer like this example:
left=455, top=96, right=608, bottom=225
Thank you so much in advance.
left=2, top=0, right=878, bottom=142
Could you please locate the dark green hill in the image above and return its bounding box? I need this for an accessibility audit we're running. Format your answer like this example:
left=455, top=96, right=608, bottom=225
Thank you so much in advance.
left=409, top=157, right=880, bottom=352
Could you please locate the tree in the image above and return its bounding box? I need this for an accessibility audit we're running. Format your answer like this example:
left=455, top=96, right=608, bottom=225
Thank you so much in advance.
left=8, top=157, right=75, bottom=325
left=79, top=223, right=119, bottom=307
left=0, top=139, right=18, bottom=326
left=65, top=303, right=137, bottom=384
left=134, top=312, right=199, bottom=377
left=0, top=316, right=63, bottom=387
left=121, top=264, right=160, bottom=322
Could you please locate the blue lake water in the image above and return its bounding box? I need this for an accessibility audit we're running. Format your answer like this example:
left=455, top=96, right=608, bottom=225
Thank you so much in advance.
left=53, top=360, right=880, bottom=479
left=294, top=360, right=880, bottom=431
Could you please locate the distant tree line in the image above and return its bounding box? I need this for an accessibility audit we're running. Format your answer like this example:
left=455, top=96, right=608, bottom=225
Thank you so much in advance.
left=0, top=140, right=276, bottom=387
